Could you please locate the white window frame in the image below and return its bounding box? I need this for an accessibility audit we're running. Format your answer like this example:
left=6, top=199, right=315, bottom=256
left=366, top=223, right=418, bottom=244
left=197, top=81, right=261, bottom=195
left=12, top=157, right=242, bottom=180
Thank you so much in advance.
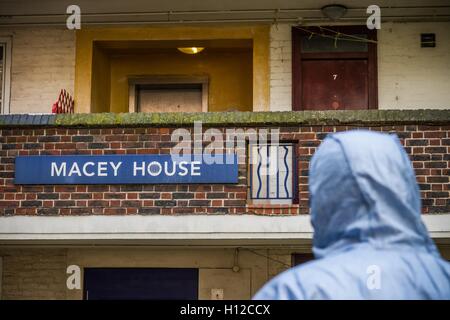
left=0, top=37, right=12, bottom=114
left=248, top=142, right=296, bottom=205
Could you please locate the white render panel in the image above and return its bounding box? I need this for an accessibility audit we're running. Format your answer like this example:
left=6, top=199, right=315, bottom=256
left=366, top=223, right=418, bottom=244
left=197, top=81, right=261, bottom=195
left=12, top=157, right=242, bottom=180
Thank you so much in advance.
left=270, top=24, right=292, bottom=112
left=0, top=214, right=448, bottom=241
left=378, top=22, right=450, bottom=109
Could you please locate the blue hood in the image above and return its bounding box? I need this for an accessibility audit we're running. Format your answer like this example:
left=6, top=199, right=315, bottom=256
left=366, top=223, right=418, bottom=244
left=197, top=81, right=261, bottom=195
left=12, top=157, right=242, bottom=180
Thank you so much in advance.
left=254, top=130, right=450, bottom=299
left=309, top=130, right=439, bottom=258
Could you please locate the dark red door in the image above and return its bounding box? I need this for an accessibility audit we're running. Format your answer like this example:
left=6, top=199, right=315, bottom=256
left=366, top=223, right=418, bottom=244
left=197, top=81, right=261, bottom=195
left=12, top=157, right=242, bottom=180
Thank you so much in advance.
left=301, top=59, right=368, bottom=110
left=292, top=26, right=377, bottom=110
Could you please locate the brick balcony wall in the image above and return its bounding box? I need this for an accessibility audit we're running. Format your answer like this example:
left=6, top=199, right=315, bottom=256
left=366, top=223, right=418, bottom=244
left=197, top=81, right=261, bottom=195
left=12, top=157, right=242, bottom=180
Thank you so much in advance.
left=0, top=111, right=449, bottom=216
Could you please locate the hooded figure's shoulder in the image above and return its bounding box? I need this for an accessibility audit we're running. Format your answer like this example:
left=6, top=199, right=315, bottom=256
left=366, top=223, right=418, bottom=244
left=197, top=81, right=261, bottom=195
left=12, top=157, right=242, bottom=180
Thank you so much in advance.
left=253, top=254, right=352, bottom=300
left=255, top=130, right=450, bottom=300
left=253, top=248, right=450, bottom=300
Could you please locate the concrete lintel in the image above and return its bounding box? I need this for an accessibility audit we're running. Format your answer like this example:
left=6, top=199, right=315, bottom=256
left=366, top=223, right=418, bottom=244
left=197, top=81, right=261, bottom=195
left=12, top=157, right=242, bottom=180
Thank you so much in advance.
left=0, top=214, right=448, bottom=244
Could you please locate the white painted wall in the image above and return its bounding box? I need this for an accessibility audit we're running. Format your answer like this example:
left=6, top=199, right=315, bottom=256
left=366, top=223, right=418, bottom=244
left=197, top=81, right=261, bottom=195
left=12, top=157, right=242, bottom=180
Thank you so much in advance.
left=0, top=27, right=75, bottom=114
left=270, top=24, right=292, bottom=112
left=269, top=22, right=450, bottom=111
left=378, top=22, right=450, bottom=109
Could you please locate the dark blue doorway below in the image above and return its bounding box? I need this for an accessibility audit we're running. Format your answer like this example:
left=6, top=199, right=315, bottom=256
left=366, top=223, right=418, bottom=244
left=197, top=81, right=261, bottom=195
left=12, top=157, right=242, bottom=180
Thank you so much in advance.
left=83, top=268, right=199, bottom=300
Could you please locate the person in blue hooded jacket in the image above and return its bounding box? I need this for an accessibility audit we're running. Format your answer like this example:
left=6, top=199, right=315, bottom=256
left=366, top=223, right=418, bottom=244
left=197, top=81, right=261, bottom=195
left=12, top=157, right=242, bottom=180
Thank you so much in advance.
left=254, top=130, right=450, bottom=300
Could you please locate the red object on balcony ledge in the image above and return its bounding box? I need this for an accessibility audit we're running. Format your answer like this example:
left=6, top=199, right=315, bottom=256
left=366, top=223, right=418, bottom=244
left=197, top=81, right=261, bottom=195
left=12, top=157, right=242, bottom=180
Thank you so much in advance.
left=52, top=89, right=74, bottom=114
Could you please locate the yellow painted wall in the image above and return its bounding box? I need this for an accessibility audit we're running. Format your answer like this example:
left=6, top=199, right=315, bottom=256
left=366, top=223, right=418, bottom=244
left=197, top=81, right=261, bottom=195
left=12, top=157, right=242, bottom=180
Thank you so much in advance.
left=109, top=49, right=252, bottom=113
left=75, top=25, right=270, bottom=113
left=91, top=45, right=111, bottom=113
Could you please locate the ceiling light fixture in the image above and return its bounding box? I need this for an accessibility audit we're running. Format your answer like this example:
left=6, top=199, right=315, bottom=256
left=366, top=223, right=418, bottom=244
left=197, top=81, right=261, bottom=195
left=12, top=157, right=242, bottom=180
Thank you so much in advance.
left=177, top=47, right=205, bottom=54
left=321, top=4, right=348, bottom=21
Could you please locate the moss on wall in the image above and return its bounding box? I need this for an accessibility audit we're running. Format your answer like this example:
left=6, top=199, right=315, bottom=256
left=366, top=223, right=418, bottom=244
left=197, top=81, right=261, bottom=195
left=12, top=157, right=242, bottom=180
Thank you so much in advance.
left=1, top=110, right=449, bottom=128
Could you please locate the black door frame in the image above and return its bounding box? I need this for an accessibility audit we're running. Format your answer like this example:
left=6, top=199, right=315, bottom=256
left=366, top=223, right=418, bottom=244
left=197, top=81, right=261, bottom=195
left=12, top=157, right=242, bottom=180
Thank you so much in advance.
left=83, top=267, right=199, bottom=300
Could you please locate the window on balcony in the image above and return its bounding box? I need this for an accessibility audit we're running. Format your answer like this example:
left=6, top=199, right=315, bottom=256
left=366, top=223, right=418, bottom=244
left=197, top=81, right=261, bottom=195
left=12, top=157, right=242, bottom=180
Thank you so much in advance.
left=249, top=143, right=298, bottom=205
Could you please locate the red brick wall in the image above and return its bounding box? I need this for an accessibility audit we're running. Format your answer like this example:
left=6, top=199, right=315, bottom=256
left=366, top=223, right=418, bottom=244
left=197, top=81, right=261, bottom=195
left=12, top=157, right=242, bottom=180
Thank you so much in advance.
left=0, top=124, right=449, bottom=216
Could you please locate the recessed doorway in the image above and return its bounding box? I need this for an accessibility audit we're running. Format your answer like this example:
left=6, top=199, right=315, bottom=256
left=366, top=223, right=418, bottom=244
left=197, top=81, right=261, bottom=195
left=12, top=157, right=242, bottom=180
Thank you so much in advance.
left=129, top=76, right=208, bottom=112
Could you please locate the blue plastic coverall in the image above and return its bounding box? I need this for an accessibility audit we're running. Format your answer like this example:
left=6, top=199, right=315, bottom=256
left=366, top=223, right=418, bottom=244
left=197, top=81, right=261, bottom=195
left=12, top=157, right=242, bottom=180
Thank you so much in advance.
left=254, top=130, right=450, bottom=299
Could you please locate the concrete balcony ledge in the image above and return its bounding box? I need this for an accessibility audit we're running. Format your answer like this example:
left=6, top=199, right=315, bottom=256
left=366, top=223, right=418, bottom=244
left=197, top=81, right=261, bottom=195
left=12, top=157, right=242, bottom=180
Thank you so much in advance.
left=0, top=110, right=449, bottom=128
left=0, top=214, right=448, bottom=246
